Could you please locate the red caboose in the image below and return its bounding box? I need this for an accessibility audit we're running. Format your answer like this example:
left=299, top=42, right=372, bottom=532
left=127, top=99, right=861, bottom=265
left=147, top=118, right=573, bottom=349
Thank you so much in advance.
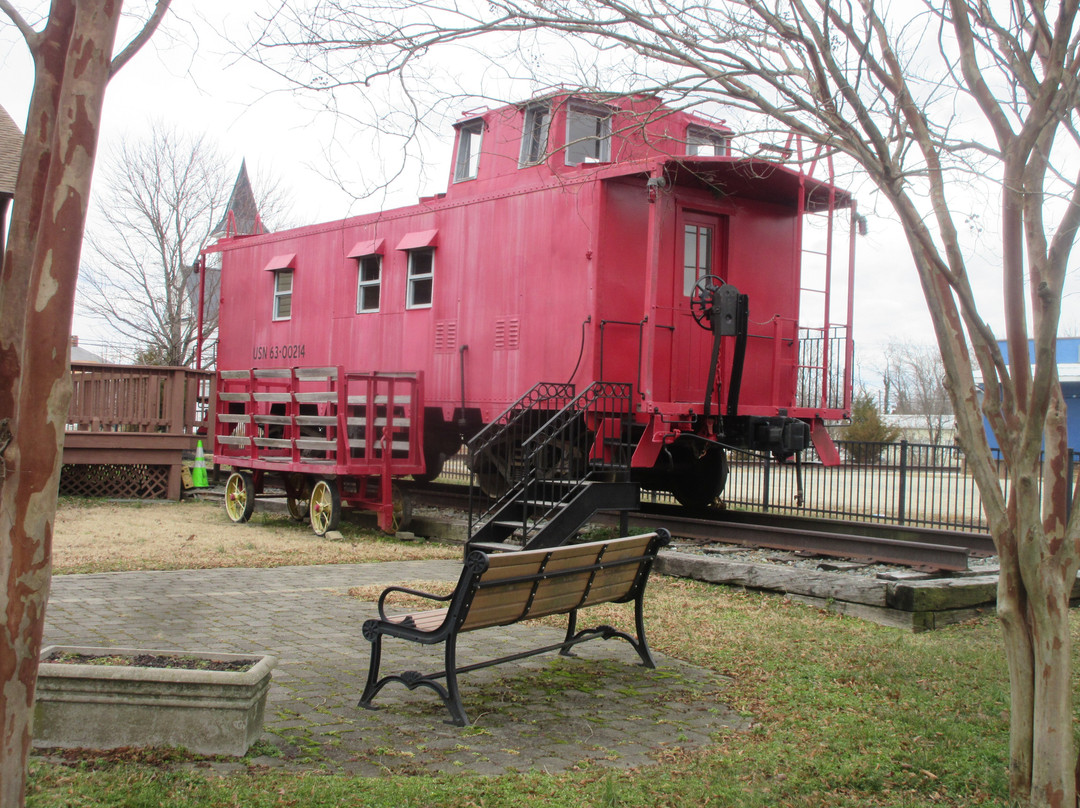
left=204, top=92, right=855, bottom=538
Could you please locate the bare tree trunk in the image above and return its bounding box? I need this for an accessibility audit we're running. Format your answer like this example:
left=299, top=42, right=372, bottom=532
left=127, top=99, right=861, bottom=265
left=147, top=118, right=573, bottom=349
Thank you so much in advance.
left=0, top=3, right=124, bottom=805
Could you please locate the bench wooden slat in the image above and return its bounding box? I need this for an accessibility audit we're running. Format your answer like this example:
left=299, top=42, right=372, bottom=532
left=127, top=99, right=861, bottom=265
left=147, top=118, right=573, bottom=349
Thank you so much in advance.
left=384, top=608, right=447, bottom=633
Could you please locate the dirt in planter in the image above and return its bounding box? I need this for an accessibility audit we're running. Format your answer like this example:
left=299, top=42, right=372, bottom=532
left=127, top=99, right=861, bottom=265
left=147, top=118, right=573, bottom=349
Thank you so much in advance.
left=44, top=652, right=255, bottom=672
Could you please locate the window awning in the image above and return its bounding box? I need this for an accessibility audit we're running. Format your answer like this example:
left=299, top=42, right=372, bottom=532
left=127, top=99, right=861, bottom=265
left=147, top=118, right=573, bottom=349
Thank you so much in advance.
left=396, top=230, right=439, bottom=251
left=346, top=238, right=385, bottom=258
left=263, top=253, right=296, bottom=271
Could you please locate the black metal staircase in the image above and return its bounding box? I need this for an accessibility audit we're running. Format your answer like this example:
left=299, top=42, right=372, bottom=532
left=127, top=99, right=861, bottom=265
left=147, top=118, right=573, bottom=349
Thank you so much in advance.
left=467, top=381, right=639, bottom=552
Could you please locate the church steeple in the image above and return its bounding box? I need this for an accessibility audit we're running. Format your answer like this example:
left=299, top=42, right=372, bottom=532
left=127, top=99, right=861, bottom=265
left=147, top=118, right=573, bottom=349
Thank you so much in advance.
left=212, top=159, right=262, bottom=238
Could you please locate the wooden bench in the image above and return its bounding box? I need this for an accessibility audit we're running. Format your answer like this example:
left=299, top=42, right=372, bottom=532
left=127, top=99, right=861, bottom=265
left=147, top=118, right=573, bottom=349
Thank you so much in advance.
left=358, top=530, right=671, bottom=726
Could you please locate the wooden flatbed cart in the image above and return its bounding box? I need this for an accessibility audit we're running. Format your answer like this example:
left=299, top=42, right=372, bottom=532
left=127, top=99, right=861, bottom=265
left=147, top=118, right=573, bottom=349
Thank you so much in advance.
left=213, top=366, right=423, bottom=534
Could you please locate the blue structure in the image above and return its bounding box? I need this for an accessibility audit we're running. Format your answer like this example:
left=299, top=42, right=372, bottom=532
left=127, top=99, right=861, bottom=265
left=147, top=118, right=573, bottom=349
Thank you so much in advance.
left=985, top=338, right=1080, bottom=450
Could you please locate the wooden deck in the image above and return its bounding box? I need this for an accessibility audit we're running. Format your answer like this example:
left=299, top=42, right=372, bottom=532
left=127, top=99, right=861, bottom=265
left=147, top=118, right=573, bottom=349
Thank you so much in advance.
left=62, top=362, right=214, bottom=499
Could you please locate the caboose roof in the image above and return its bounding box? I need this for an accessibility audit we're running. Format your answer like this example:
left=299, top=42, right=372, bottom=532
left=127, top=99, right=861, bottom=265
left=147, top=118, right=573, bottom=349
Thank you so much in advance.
left=594, top=156, right=853, bottom=213
left=206, top=152, right=852, bottom=255
left=671, top=157, right=852, bottom=212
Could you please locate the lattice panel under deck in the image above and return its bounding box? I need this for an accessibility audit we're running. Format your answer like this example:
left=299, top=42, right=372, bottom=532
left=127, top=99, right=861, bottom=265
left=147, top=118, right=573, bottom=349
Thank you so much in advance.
left=60, top=464, right=171, bottom=500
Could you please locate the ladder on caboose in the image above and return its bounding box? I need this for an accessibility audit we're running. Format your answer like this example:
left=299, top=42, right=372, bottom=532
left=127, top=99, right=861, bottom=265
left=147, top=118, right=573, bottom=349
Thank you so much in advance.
left=466, top=381, right=640, bottom=553
left=786, top=133, right=856, bottom=421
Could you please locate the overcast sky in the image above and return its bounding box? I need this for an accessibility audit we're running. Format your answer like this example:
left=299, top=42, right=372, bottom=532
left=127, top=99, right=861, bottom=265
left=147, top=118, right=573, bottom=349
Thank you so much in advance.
left=0, top=1, right=1033, bottom=387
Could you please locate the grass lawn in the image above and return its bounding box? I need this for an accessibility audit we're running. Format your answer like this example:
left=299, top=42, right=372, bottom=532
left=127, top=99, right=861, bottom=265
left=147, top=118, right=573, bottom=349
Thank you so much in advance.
left=27, top=500, right=1067, bottom=806
left=50, top=498, right=461, bottom=573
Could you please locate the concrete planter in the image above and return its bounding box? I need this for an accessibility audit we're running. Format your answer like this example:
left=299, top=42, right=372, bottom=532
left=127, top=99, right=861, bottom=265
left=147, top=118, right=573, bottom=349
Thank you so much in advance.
left=33, top=646, right=277, bottom=756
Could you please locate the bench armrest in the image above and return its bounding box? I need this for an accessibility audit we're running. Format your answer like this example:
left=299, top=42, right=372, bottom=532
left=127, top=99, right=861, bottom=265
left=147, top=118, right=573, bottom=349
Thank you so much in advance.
left=377, top=585, right=454, bottom=621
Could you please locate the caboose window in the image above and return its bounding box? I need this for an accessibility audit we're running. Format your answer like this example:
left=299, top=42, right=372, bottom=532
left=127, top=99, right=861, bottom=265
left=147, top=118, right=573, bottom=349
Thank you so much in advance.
left=565, top=104, right=611, bottom=165
left=519, top=104, right=550, bottom=166
left=683, top=224, right=713, bottom=296
left=407, top=248, right=434, bottom=308
left=686, top=126, right=729, bottom=157
left=273, top=270, right=293, bottom=320
left=356, top=255, right=381, bottom=312
left=454, top=120, right=483, bottom=182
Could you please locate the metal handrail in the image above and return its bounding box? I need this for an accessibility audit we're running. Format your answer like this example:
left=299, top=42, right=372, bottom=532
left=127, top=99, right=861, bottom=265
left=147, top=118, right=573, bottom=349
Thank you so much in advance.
left=467, top=382, right=576, bottom=535
left=469, top=382, right=574, bottom=456
left=797, top=325, right=850, bottom=410
left=507, top=381, right=634, bottom=545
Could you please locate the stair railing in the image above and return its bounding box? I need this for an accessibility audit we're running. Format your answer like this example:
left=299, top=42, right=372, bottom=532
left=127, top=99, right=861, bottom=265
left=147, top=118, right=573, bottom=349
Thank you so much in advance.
left=467, top=382, right=575, bottom=535
left=509, top=381, right=634, bottom=545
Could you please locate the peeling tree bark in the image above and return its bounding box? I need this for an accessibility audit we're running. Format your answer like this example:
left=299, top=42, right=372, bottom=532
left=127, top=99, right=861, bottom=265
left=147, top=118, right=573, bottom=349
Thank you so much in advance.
left=0, top=2, right=170, bottom=806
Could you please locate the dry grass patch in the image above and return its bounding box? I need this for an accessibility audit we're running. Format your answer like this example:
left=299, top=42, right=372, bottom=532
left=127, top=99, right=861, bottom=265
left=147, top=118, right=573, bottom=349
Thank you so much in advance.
left=53, top=499, right=461, bottom=574
left=347, top=580, right=456, bottom=606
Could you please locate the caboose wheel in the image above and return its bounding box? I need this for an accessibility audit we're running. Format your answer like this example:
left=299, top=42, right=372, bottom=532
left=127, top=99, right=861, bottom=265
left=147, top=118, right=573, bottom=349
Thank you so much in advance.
left=309, top=478, right=341, bottom=536
left=224, top=471, right=255, bottom=523
left=669, top=443, right=728, bottom=508
left=410, top=450, right=445, bottom=484
left=690, top=274, right=725, bottom=330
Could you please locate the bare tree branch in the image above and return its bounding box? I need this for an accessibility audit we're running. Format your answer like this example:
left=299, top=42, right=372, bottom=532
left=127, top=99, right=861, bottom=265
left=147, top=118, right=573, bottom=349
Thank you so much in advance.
left=110, top=0, right=173, bottom=76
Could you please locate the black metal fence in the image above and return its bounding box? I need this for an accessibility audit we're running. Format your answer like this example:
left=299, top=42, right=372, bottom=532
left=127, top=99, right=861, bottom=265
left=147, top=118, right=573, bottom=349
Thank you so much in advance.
left=723, top=441, right=982, bottom=531
left=439, top=440, right=1080, bottom=534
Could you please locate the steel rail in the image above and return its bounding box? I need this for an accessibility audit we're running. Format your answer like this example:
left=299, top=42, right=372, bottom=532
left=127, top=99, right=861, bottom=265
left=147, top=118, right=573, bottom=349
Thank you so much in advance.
left=618, top=513, right=970, bottom=572
left=640, top=502, right=998, bottom=556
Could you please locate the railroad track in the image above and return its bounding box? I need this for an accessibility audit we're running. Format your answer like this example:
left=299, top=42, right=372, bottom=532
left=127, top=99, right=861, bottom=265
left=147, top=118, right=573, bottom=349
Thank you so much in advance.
left=197, top=479, right=991, bottom=573
left=403, top=481, right=993, bottom=573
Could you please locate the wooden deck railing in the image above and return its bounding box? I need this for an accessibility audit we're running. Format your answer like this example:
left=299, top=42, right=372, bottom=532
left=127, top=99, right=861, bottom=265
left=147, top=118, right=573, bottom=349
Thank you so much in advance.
left=62, top=363, right=215, bottom=499
left=67, top=362, right=213, bottom=434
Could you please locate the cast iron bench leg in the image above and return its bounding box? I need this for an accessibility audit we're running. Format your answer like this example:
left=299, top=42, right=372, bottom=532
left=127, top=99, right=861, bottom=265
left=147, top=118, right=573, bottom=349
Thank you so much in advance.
left=443, top=634, right=469, bottom=726
left=558, top=609, right=578, bottom=657
left=633, top=590, right=657, bottom=668
left=358, top=625, right=384, bottom=708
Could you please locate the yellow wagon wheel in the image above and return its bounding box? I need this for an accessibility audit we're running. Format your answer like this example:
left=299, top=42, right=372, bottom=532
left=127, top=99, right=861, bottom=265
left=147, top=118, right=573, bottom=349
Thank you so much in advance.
left=286, top=495, right=310, bottom=522
left=309, top=478, right=341, bottom=537
left=224, top=471, right=255, bottom=523
left=390, top=484, right=413, bottom=533
left=284, top=473, right=310, bottom=522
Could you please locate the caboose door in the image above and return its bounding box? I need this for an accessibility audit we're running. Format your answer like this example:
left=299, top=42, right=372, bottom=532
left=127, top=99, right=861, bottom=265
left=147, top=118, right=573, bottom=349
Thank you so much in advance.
left=671, top=210, right=727, bottom=403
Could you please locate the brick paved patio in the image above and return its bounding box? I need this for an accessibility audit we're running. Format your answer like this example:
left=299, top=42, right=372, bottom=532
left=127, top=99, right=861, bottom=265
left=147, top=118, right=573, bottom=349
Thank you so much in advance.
left=42, top=562, right=747, bottom=774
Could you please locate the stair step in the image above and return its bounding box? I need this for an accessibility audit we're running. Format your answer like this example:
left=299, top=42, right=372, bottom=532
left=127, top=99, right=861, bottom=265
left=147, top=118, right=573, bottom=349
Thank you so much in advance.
left=493, top=520, right=550, bottom=530
left=469, top=541, right=522, bottom=553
